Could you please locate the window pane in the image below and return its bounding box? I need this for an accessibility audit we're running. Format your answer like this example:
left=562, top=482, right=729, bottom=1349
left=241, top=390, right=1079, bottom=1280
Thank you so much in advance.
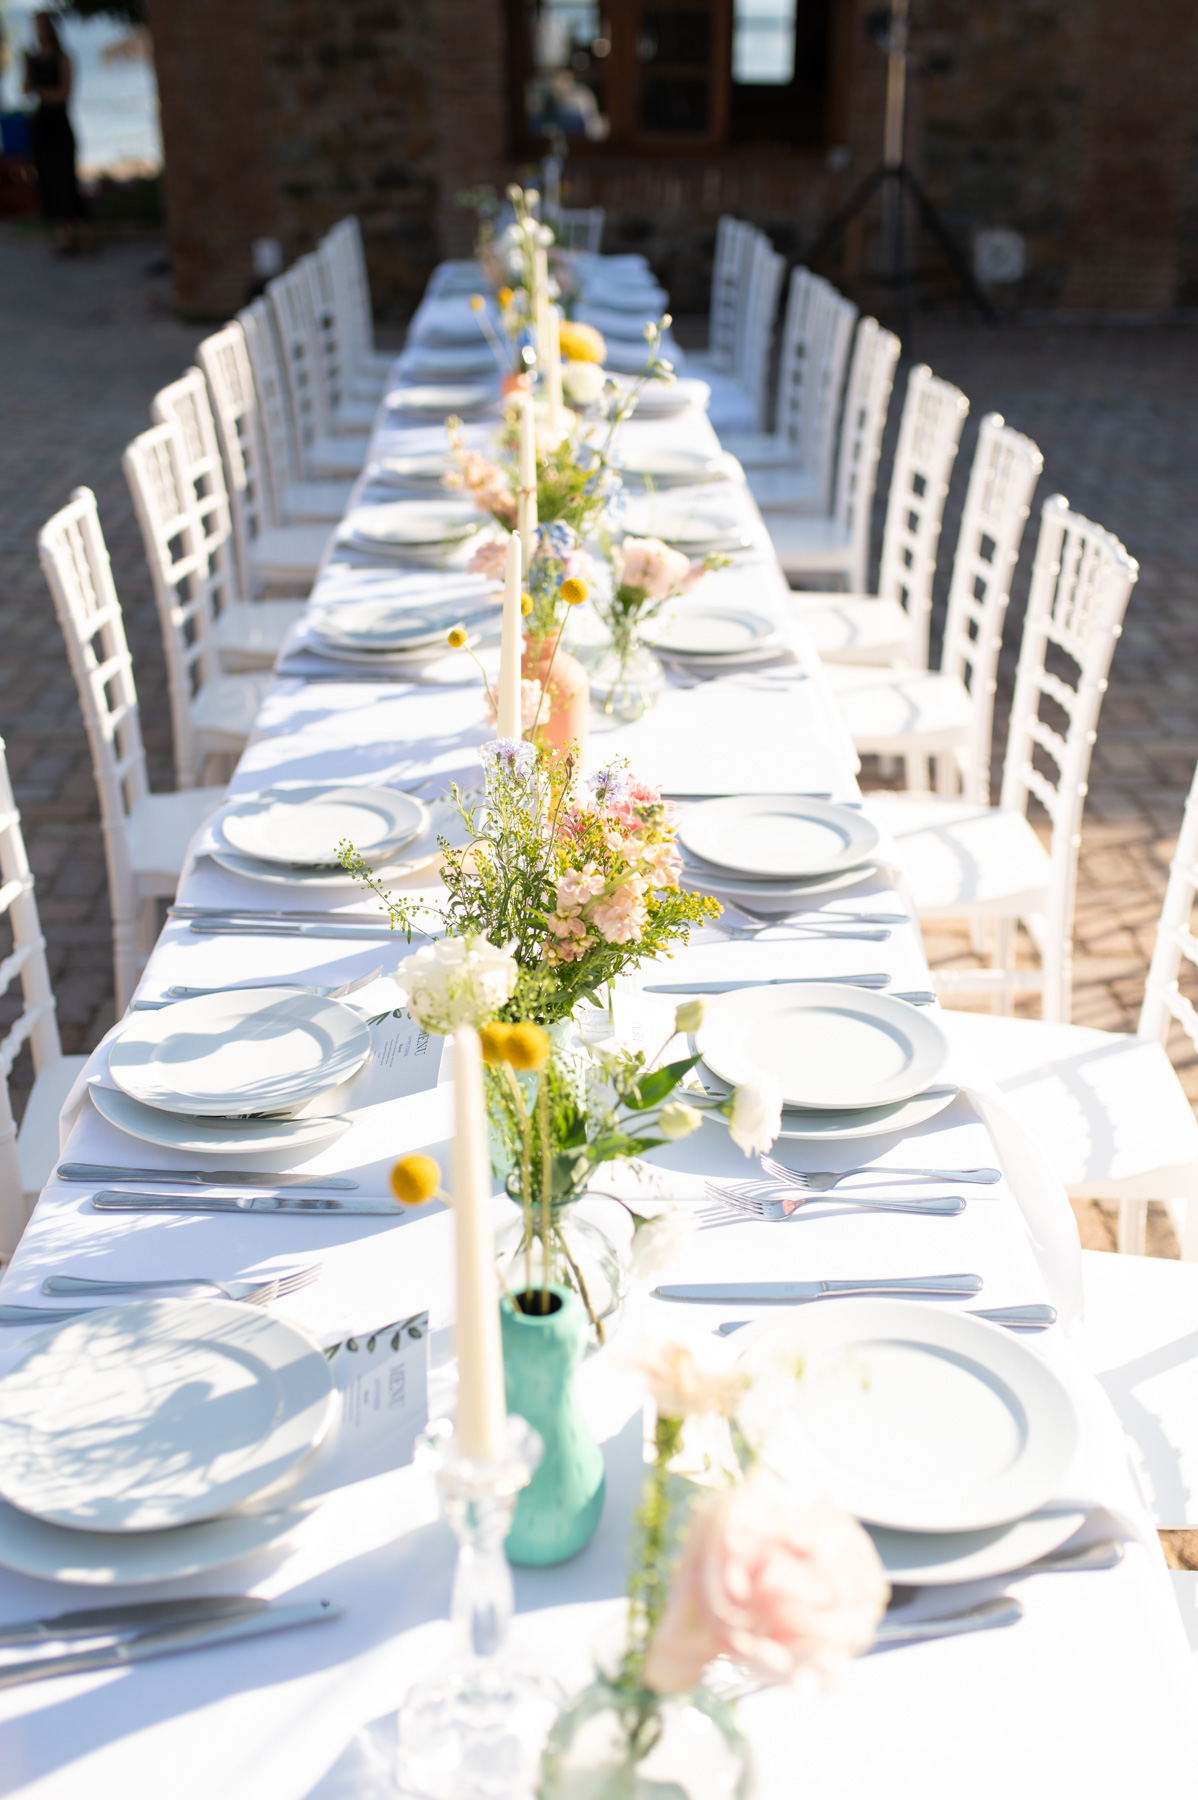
left=732, top=0, right=797, bottom=84
left=640, top=78, right=710, bottom=132
left=527, top=0, right=609, bottom=140
left=639, top=10, right=712, bottom=67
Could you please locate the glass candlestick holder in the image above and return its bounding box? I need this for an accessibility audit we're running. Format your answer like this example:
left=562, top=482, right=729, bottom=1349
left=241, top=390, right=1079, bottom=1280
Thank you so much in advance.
left=396, top=1414, right=562, bottom=1799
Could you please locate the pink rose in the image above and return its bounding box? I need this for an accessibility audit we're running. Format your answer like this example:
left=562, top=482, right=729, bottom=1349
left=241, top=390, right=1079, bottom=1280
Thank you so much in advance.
left=468, top=538, right=510, bottom=579
left=643, top=1468, right=888, bottom=1695
left=617, top=536, right=693, bottom=603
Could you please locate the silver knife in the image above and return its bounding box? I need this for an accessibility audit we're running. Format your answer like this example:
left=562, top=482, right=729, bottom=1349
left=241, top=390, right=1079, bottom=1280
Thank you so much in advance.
left=57, top=1163, right=359, bottom=1191
left=91, top=1189, right=402, bottom=1215
left=170, top=906, right=398, bottom=922
left=0, top=1600, right=341, bottom=1689
left=654, top=1274, right=984, bottom=1303
left=643, top=976, right=891, bottom=994
left=872, top=1595, right=1023, bottom=1647
left=0, top=1595, right=270, bottom=1648
left=190, top=921, right=404, bottom=941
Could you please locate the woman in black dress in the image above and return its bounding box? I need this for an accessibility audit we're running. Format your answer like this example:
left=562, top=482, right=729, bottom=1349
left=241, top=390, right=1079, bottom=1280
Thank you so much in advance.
left=23, top=12, right=92, bottom=254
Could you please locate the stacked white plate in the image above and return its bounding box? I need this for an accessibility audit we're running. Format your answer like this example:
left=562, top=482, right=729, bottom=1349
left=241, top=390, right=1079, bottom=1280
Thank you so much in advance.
left=343, top=499, right=486, bottom=561
left=383, top=383, right=496, bottom=418
left=0, top=1299, right=334, bottom=1583
left=622, top=497, right=751, bottom=553
left=615, top=377, right=710, bottom=419
left=397, top=347, right=496, bottom=380
left=209, top=786, right=463, bottom=893
left=645, top=600, right=789, bottom=671
left=677, top=793, right=881, bottom=898
left=308, top=598, right=498, bottom=668
left=738, top=1301, right=1082, bottom=1579
left=370, top=450, right=455, bottom=490
left=615, top=446, right=724, bottom=488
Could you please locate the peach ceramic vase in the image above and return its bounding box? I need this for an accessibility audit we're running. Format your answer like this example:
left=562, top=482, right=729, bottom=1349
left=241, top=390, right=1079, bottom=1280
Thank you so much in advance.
left=522, top=631, right=590, bottom=764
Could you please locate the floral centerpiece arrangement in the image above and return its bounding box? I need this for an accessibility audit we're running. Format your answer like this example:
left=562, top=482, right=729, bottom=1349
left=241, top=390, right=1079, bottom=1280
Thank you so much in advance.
left=592, top=534, right=729, bottom=721
left=538, top=1342, right=890, bottom=1797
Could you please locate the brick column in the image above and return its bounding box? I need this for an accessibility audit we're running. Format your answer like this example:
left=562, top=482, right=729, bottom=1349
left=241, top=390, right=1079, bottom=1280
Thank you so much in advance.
left=144, top=0, right=278, bottom=318
left=430, top=0, right=510, bottom=260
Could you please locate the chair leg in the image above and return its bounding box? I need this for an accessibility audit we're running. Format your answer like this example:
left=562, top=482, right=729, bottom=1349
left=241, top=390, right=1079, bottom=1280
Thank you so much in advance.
left=903, top=752, right=930, bottom=793
left=1181, top=1198, right=1198, bottom=1263
left=1116, top=1197, right=1148, bottom=1256
left=970, top=919, right=988, bottom=958
left=992, top=918, right=1015, bottom=1016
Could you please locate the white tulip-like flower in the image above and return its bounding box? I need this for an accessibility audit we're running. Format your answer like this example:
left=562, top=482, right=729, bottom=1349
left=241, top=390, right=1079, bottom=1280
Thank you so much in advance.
left=629, top=1208, right=698, bottom=1278
left=728, top=1082, right=782, bottom=1157
left=658, top=1101, right=703, bottom=1141
left=673, top=998, right=706, bottom=1035
left=561, top=360, right=606, bottom=406
left=395, top=934, right=518, bottom=1035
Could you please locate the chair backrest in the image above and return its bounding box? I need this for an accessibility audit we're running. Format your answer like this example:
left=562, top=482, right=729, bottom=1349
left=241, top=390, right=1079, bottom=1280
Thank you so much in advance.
left=998, top=495, right=1138, bottom=1022
left=875, top=365, right=970, bottom=669
left=706, top=215, right=754, bottom=372
left=830, top=315, right=901, bottom=592
left=732, top=235, right=785, bottom=430
left=1140, top=756, right=1198, bottom=1050
left=238, top=296, right=299, bottom=502
left=0, top=736, right=63, bottom=1252
left=773, top=268, right=858, bottom=510
left=267, top=258, right=331, bottom=462
left=123, top=421, right=224, bottom=790
left=551, top=206, right=605, bottom=253
left=332, top=215, right=377, bottom=364
left=151, top=368, right=245, bottom=604
left=38, top=487, right=148, bottom=990
left=307, top=245, right=350, bottom=418
left=937, top=417, right=1044, bottom=804
left=196, top=321, right=280, bottom=590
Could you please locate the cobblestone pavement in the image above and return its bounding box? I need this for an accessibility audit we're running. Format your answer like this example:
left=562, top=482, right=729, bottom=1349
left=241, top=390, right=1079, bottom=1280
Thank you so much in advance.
left=3, top=232, right=1198, bottom=1261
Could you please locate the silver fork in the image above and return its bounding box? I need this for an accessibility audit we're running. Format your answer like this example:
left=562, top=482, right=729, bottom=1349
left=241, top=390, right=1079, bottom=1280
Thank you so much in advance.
left=702, top=1180, right=966, bottom=1220
left=129, top=966, right=383, bottom=1011
left=760, top=1155, right=1001, bottom=1190
left=729, top=900, right=908, bottom=926
left=715, top=921, right=892, bottom=943
left=41, top=1266, right=321, bottom=1305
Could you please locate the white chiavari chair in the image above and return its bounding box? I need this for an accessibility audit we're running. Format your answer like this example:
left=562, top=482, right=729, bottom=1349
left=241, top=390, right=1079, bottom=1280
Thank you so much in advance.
left=787, top=365, right=970, bottom=667
left=167, top=354, right=328, bottom=619
left=309, top=242, right=383, bottom=431
left=700, top=232, right=785, bottom=435
left=267, top=259, right=370, bottom=482
left=722, top=268, right=858, bottom=510
left=123, top=423, right=271, bottom=790
left=238, top=298, right=355, bottom=524
left=327, top=216, right=395, bottom=388
left=765, top=316, right=901, bottom=593
left=866, top=495, right=1137, bottom=1024
left=0, top=738, right=87, bottom=1255
left=689, top=215, right=754, bottom=378
left=37, top=488, right=225, bottom=1018
left=549, top=206, right=605, bottom=253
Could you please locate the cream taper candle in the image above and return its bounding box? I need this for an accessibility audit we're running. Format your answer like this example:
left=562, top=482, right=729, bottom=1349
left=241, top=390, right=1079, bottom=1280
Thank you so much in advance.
left=498, top=531, right=522, bottom=740
left=518, top=390, right=537, bottom=579
left=451, top=1023, right=506, bottom=1462
left=546, top=306, right=564, bottom=442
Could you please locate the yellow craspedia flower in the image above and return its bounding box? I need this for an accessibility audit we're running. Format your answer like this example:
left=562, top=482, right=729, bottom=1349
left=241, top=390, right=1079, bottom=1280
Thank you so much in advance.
left=391, top=1153, right=441, bottom=1206
left=520, top=593, right=533, bottom=617
left=497, top=286, right=514, bottom=309
left=447, top=626, right=469, bottom=648
left=470, top=294, right=486, bottom=311
left=560, top=577, right=588, bottom=607
left=505, top=1022, right=551, bottom=1070
left=558, top=320, right=606, bottom=364
left=479, top=1021, right=514, bottom=1066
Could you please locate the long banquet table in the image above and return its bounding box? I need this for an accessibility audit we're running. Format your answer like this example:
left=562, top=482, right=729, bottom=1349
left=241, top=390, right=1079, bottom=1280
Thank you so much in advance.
left=1, top=263, right=1196, bottom=1799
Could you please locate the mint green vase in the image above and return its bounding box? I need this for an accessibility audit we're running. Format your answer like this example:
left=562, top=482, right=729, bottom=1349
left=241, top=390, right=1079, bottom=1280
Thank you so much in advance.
left=501, top=1284, right=605, bottom=1566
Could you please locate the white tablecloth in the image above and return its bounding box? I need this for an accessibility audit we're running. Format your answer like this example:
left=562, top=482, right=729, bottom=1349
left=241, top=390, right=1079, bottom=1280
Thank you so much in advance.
left=1, top=266, right=1195, bottom=1799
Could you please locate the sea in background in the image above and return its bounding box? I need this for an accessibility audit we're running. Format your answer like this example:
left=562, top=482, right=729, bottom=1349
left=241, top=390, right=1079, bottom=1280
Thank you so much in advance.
left=0, top=3, right=161, bottom=175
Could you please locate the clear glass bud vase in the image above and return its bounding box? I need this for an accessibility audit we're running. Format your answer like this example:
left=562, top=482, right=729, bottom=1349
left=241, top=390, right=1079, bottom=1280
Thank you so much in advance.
left=591, top=628, right=665, bottom=723
left=537, top=1668, right=752, bottom=1799
left=496, top=1190, right=627, bottom=1350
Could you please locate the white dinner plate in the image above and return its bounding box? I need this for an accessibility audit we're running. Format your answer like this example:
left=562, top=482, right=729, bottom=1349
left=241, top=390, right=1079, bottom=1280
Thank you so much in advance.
left=646, top=606, right=780, bottom=657
left=616, top=449, right=723, bottom=486
left=623, top=501, right=750, bottom=551
left=695, top=982, right=949, bottom=1110
left=311, top=600, right=496, bottom=653
left=866, top=1509, right=1088, bottom=1588
left=399, top=349, right=496, bottom=379
left=0, top=1494, right=314, bottom=1585
left=346, top=500, right=483, bottom=548
left=695, top=1062, right=959, bottom=1140
left=108, top=987, right=372, bottom=1117
left=620, top=378, right=710, bottom=418
left=88, top=1081, right=353, bottom=1155
left=679, top=856, right=880, bottom=901
left=662, top=643, right=794, bottom=672
left=220, top=786, right=426, bottom=867
left=739, top=1301, right=1079, bottom=1532
left=371, top=451, right=454, bottom=488
left=384, top=384, right=496, bottom=416
left=207, top=799, right=468, bottom=889
left=0, top=1301, right=336, bottom=1533
left=679, top=795, right=880, bottom=879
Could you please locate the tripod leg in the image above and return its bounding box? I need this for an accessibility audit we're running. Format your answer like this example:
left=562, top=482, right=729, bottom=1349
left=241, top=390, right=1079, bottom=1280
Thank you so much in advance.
left=806, top=166, right=888, bottom=270
left=900, top=168, right=999, bottom=324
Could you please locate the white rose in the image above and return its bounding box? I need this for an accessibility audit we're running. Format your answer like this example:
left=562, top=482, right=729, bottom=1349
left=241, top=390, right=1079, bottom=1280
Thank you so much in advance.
left=629, top=1208, right=697, bottom=1279
left=395, top=933, right=518, bottom=1034
left=562, top=360, right=606, bottom=406
left=727, top=1083, right=782, bottom=1158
